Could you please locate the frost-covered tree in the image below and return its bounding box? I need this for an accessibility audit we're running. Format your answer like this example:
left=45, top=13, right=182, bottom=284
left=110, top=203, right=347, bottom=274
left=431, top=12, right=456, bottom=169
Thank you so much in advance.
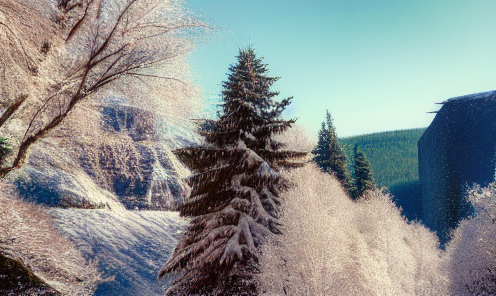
left=159, top=47, right=306, bottom=296
left=353, top=144, right=375, bottom=198
left=0, top=0, right=202, bottom=178
left=0, top=184, right=103, bottom=295
left=445, top=182, right=496, bottom=295
left=258, top=164, right=448, bottom=296
left=312, top=110, right=352, bottom=193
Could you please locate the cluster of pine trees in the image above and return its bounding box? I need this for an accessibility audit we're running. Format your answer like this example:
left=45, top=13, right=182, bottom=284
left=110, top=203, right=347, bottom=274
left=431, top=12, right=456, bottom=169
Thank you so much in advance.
left=159, top=47, right=306, bottom=295
left=312, top=110, right=375, bottom=199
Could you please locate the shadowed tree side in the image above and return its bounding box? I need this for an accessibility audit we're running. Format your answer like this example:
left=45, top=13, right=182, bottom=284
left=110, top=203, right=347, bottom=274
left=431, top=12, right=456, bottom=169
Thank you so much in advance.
left=159, top=47, right=306, bottom=295
left=312, top=110, right=353, bottom=193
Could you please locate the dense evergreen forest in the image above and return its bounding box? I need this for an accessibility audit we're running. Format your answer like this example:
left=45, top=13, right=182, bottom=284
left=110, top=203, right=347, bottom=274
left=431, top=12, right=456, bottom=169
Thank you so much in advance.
left=340, top=128, right=426, bottom=219
left=340, top=128, right=425, bottom=188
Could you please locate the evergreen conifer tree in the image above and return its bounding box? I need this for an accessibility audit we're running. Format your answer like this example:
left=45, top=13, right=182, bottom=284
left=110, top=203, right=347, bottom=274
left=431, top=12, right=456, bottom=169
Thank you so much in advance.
left=0, top=136, right=12, bottom=162
left=220, top=47, right=292, bottom=120
left=353, top=144, right=375, bottom=198
left=159, top=47, right=306, bottom=295
left=312, top=110, right=353, bottom=192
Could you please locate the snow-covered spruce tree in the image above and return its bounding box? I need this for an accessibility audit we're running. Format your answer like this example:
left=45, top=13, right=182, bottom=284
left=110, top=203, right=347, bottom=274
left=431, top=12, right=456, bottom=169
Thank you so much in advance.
left=159, top=47, right=306, bottom=296
left=353, top=144, right=375, bottom=198
left=312, top=110, right=353, bottom=193
left=221, top=46, right=292, bottom=121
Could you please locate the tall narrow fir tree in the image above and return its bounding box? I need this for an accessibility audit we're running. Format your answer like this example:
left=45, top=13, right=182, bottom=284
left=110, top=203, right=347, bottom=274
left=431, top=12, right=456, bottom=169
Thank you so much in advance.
left=353, top=144, right=375, bottom=198
left=159, top=47, right=306, bottom=295
left=312, top=110, right=353, bottom=193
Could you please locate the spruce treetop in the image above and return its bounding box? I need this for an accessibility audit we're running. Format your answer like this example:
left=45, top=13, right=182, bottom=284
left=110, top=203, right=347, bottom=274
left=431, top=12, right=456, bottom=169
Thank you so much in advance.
left=312, top=110, right=353, bottom=192
left=221, top=46, right=292, bottom=121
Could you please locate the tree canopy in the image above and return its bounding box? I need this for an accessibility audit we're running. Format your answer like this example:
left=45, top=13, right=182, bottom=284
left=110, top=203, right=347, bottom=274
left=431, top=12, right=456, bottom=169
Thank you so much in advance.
left=221, top=47, right=291, bottom=120
left=0, top=0, right=202, bottom=178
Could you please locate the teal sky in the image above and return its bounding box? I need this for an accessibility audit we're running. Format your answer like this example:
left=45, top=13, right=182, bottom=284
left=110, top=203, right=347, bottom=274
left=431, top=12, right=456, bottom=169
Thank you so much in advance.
left=185, top=0, right=496, bottom=138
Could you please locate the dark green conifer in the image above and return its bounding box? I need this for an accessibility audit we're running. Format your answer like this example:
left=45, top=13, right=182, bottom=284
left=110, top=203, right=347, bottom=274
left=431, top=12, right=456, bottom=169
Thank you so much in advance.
left=0, top=136, right=12, bottom=162
left=220, top=46, right=292, bottom=120
left=159, top=47, right=306, bottom=296
left=353, top=144, right=375, bottom=198
left=312, top=110, right=353, bottom=192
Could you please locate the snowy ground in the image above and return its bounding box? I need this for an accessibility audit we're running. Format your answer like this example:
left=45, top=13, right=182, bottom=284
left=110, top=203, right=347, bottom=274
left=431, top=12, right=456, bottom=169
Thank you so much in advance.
left=50, top=209, right=187, bottom=296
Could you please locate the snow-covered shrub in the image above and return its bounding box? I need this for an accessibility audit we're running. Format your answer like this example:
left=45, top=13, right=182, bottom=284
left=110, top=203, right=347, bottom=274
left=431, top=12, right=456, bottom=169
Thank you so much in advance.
left=272, top=124, right=315, bottom=153
left=0, top=183, right=104, bottom=295
left=444, top=182, right=496, bottom=295
left=258, top=164, right=448, bottom=295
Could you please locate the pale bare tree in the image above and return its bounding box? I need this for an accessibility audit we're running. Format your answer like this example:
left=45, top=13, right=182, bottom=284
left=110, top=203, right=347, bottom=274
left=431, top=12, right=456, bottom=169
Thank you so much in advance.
left=0, top=0, right=203, bottom=178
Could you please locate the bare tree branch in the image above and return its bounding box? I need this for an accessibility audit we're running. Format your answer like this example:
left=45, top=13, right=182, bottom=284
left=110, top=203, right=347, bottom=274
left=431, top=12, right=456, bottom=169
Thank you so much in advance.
left=0, top=95, right=27, bottom=128
left=0, top=0, right=205, bottom=178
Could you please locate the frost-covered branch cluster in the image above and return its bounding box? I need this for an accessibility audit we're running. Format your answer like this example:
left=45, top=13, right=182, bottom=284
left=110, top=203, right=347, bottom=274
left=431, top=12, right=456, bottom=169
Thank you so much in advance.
left=0, top=0, right=203, bottom=178
left=258, top=164, right=448, bottom=296
left=444, top=182, right=496, bottom=295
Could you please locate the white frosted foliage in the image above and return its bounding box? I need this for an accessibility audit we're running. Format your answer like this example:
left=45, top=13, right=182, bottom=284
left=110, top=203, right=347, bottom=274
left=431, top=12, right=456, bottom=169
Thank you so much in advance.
left=0, top=0, right=204, bottom=180
left=258, top=164, right=448, bottom=295
left=444, top=182, right=496, bottom=295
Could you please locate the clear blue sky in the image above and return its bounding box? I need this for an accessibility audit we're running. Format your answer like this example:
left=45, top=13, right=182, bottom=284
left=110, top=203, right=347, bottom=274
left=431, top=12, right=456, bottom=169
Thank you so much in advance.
left=185, top=0, right=496, bottom=138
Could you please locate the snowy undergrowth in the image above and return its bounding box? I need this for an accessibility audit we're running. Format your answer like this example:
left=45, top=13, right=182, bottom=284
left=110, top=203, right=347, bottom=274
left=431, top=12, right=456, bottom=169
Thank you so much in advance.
left=0, top=184, right=103, bottom=295
left=50, top=208, right=188, bottom=296
left=258, top=164, right=448, bottom=296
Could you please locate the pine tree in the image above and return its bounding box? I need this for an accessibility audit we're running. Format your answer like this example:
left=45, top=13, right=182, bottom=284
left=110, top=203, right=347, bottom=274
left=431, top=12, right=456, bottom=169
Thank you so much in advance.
left=353, top=144, right=375, bottom=198
left=159, top=47, right=306, bottom=295
left=312, top=110, right=353, bottom=192
left=221, top=47, right=292, bottom=120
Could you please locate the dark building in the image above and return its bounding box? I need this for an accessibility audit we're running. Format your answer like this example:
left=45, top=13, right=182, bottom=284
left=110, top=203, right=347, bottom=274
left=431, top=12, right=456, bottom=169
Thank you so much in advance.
left=418, top=90, right=496, bottom=246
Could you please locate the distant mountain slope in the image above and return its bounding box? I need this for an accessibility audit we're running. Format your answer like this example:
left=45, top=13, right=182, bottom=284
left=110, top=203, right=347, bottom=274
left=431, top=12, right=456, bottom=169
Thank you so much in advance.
left=340, top=128, right=426, bottom=220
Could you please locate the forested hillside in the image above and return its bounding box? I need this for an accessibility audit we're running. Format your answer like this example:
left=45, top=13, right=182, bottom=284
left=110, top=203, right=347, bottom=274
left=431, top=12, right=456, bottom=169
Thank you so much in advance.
left=340, top=128, right=425, bottom=187
left=340, top=128, right=426, bottom=220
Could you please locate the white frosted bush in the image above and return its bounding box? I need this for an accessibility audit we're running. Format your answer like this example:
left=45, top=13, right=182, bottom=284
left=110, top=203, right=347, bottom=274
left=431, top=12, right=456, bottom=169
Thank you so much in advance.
left=444, top=182, right=496, bottom=295
left=258, top=164, right=448, bottom=296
